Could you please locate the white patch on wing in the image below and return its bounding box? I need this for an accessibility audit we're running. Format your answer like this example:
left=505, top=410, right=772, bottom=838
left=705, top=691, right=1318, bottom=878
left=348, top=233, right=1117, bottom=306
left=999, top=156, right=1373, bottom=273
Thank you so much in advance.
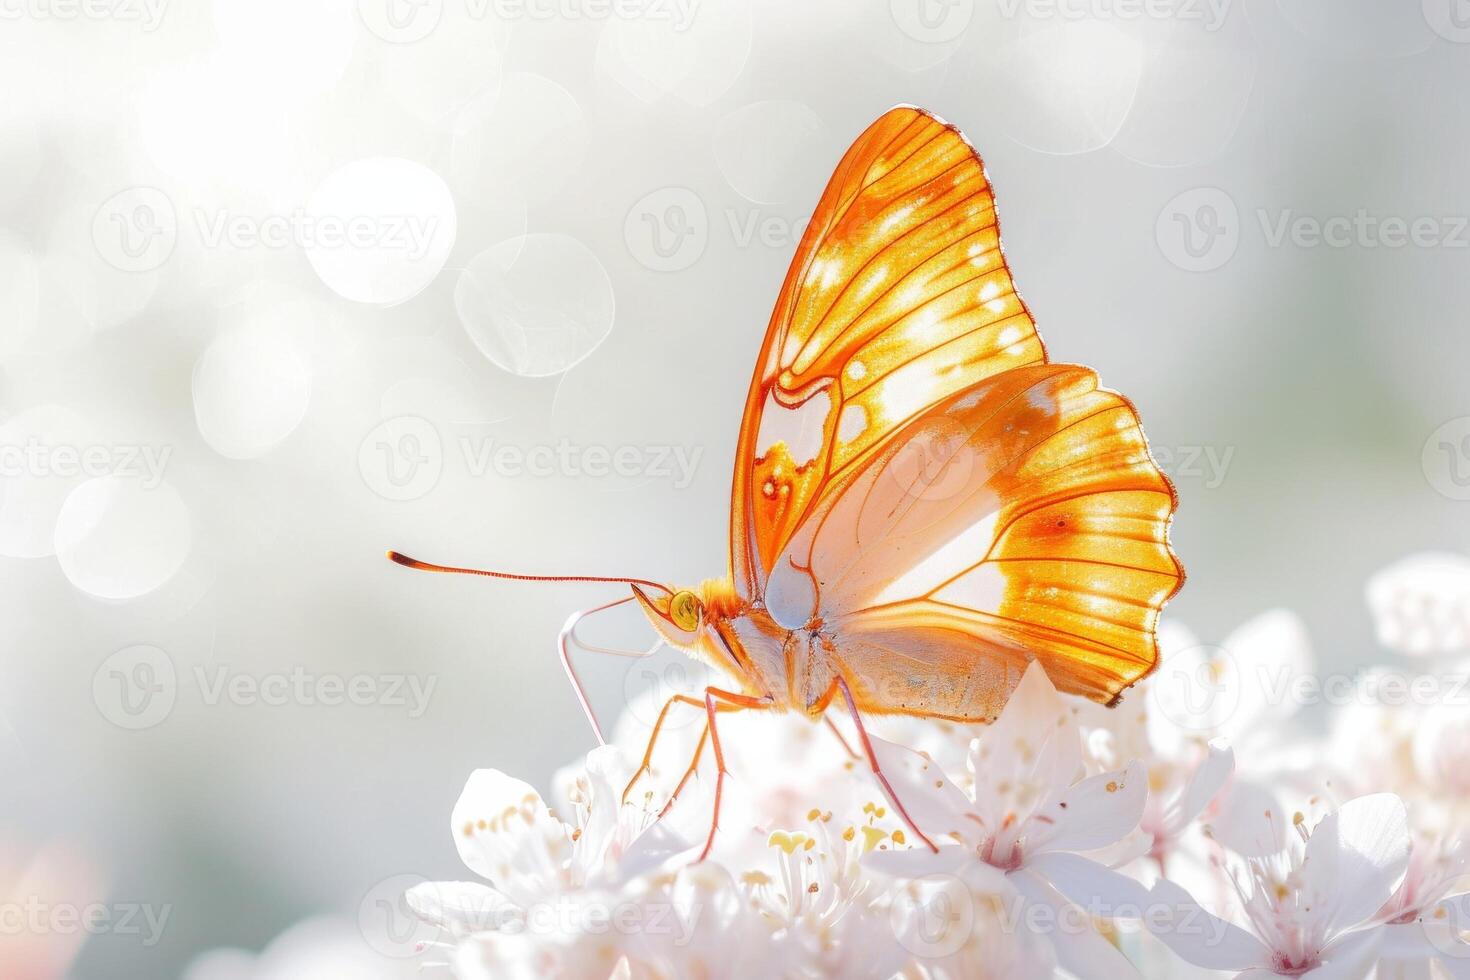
left=754, top=388, right=831, bottom=464
left=767, top=560, right=818, bottom=630
left=871, top=510, right=1000, bottom=606
left=838, top=404, right=867, bottom=443
left=934, top=563, right=1007, bottom=613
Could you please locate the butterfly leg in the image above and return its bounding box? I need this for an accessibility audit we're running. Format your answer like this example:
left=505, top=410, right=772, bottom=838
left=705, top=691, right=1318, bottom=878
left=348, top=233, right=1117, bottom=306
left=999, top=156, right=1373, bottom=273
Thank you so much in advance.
left=621, top=693, right=748, bottom=810
left=694, top=687, right=774, bottom=862
left=559, top=596, right=661, bottom=746
left=622, top=693, right=706, bottom=806
left=824, top=715, right=859, bottom=759
left=834, top=676, right=940, bottom=853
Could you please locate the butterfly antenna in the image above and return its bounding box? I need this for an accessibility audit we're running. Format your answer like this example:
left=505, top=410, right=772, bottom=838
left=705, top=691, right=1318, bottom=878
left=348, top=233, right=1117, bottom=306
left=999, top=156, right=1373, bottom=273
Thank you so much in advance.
left=385, top=551, right=670, bottom=593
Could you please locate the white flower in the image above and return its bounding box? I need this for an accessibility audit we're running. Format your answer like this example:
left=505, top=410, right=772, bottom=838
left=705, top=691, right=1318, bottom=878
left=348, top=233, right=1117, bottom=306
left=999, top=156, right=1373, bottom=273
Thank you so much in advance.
left=744, top=822, right=911, bottom=980
left=1147, top=793, right=1412, bottom=980
left=1078, top=622, right=1237, bottom=880
left=1377, top=829, right=1470, bottom=974
left=1412, top=690, right=1470, bottom=798
left=865, top=660, right=1152, bottom=980
left=407, top=746, right=693, bottom=977
left=1366, top=552, right=1470, bottom=658
left=182, top=917, right=417, bottom=980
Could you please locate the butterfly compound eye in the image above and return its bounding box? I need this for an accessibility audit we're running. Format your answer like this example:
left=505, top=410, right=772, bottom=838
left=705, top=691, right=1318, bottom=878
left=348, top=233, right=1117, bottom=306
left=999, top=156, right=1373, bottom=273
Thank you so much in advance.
left=668, top=590, right=701, bottom=632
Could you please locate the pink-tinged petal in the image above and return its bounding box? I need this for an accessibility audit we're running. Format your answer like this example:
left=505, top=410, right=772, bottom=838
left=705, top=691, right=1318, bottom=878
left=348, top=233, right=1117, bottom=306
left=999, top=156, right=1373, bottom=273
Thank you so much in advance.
left=1209, top=778, right=1286, bottom=858
left=1025, top=852, right=1150, bottom=919
left=406, top=880, right=516, bottom=936
left=1300, top=928, right=1382, bottom=980
left=1145, top=878, right=1272, bottom=972
left=1366, top=552, right=1470, bottom=657
left=1381, top=899, right=1470, bottom=973
left=968, top=660, right=1085, bottom=831
left=1301, top=794, right=1411, bottom=938
left=1165, top=740, right=1235, bottom=836
left=869, top=734, right=977, bottom=833
left=1221, top=609, right=1315, bottom=737
left=1009, top=869, right=1142, bottom=980
left=450, top=769, right=570, bottom=906
left=864, top=844, right=977, bottom=881
left=1027, top=762, right=1147, bottom=856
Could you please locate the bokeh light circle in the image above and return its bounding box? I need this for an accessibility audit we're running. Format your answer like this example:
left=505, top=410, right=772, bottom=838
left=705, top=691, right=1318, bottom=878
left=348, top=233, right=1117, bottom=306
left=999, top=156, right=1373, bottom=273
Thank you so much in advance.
left=193, top=321, right=313, bottom=460
left=454, top=234, right=615, bottom=378
left=304, top=157, right=458, bottom=306
left=54, top=476, right=193, bottom=600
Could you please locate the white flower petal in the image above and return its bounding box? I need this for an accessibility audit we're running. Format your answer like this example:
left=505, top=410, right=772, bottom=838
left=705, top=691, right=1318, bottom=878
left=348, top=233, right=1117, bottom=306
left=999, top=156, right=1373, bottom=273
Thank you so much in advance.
left=1300, top=928, right=1383, bottom=980
left=1301, top=794, right=1411, bottom=938
left=1366, top=552, right=1470, bottom=657
left=1165, top=740, right=1235, bottom=835
left=1222, top=609, right=1315, bottom=737
left=450, top=769, right=570, bottom=906
left=1025, top=852, right=1150, bottom=919
left=968, top=660, right=1085, bottom=830
left=1027, top=761, right=1147, bottom=856
left=406, top=880, right=515, bottom=936
left=1010, top=869, right=1142, bottom=980
left=864, top=844, right=974, bottom=881
left=869, top=734, right=977, bottom=832
left=1209, top=777, right=1286, bottom=858
left=1145, top=878, right=1272, bottom=971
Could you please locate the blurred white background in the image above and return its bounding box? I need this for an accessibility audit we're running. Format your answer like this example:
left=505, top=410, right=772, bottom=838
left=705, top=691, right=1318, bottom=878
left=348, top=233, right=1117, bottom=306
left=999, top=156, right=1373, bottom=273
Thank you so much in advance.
left=3, top=0, right=1470, bottom=974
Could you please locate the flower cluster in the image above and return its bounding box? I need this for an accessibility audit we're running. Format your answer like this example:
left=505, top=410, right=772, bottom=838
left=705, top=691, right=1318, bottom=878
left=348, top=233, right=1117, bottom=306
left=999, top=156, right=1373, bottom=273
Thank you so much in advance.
left=407, top=553, right=1470, bottom=978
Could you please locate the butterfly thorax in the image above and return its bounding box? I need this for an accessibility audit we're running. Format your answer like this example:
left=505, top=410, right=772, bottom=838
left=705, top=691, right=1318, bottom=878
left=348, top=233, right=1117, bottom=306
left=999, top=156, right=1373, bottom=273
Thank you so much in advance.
left=687, top=576, right=843, bottom=718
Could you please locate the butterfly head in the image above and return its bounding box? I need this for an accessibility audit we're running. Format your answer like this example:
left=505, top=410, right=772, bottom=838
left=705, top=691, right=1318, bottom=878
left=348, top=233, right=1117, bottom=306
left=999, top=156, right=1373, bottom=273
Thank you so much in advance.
left=631, top=583, right=705, bottom=648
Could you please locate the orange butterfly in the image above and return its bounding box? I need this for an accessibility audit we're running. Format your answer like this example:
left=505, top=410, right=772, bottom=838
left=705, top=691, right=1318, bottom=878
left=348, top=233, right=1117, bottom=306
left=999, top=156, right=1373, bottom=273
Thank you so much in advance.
left=390, top=106, right=1183, bottom=860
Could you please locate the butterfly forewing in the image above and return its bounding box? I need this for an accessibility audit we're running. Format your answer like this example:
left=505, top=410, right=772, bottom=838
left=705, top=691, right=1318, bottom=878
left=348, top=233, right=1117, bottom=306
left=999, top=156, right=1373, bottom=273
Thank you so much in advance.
left=731, top=106, right=1047, bottom=597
